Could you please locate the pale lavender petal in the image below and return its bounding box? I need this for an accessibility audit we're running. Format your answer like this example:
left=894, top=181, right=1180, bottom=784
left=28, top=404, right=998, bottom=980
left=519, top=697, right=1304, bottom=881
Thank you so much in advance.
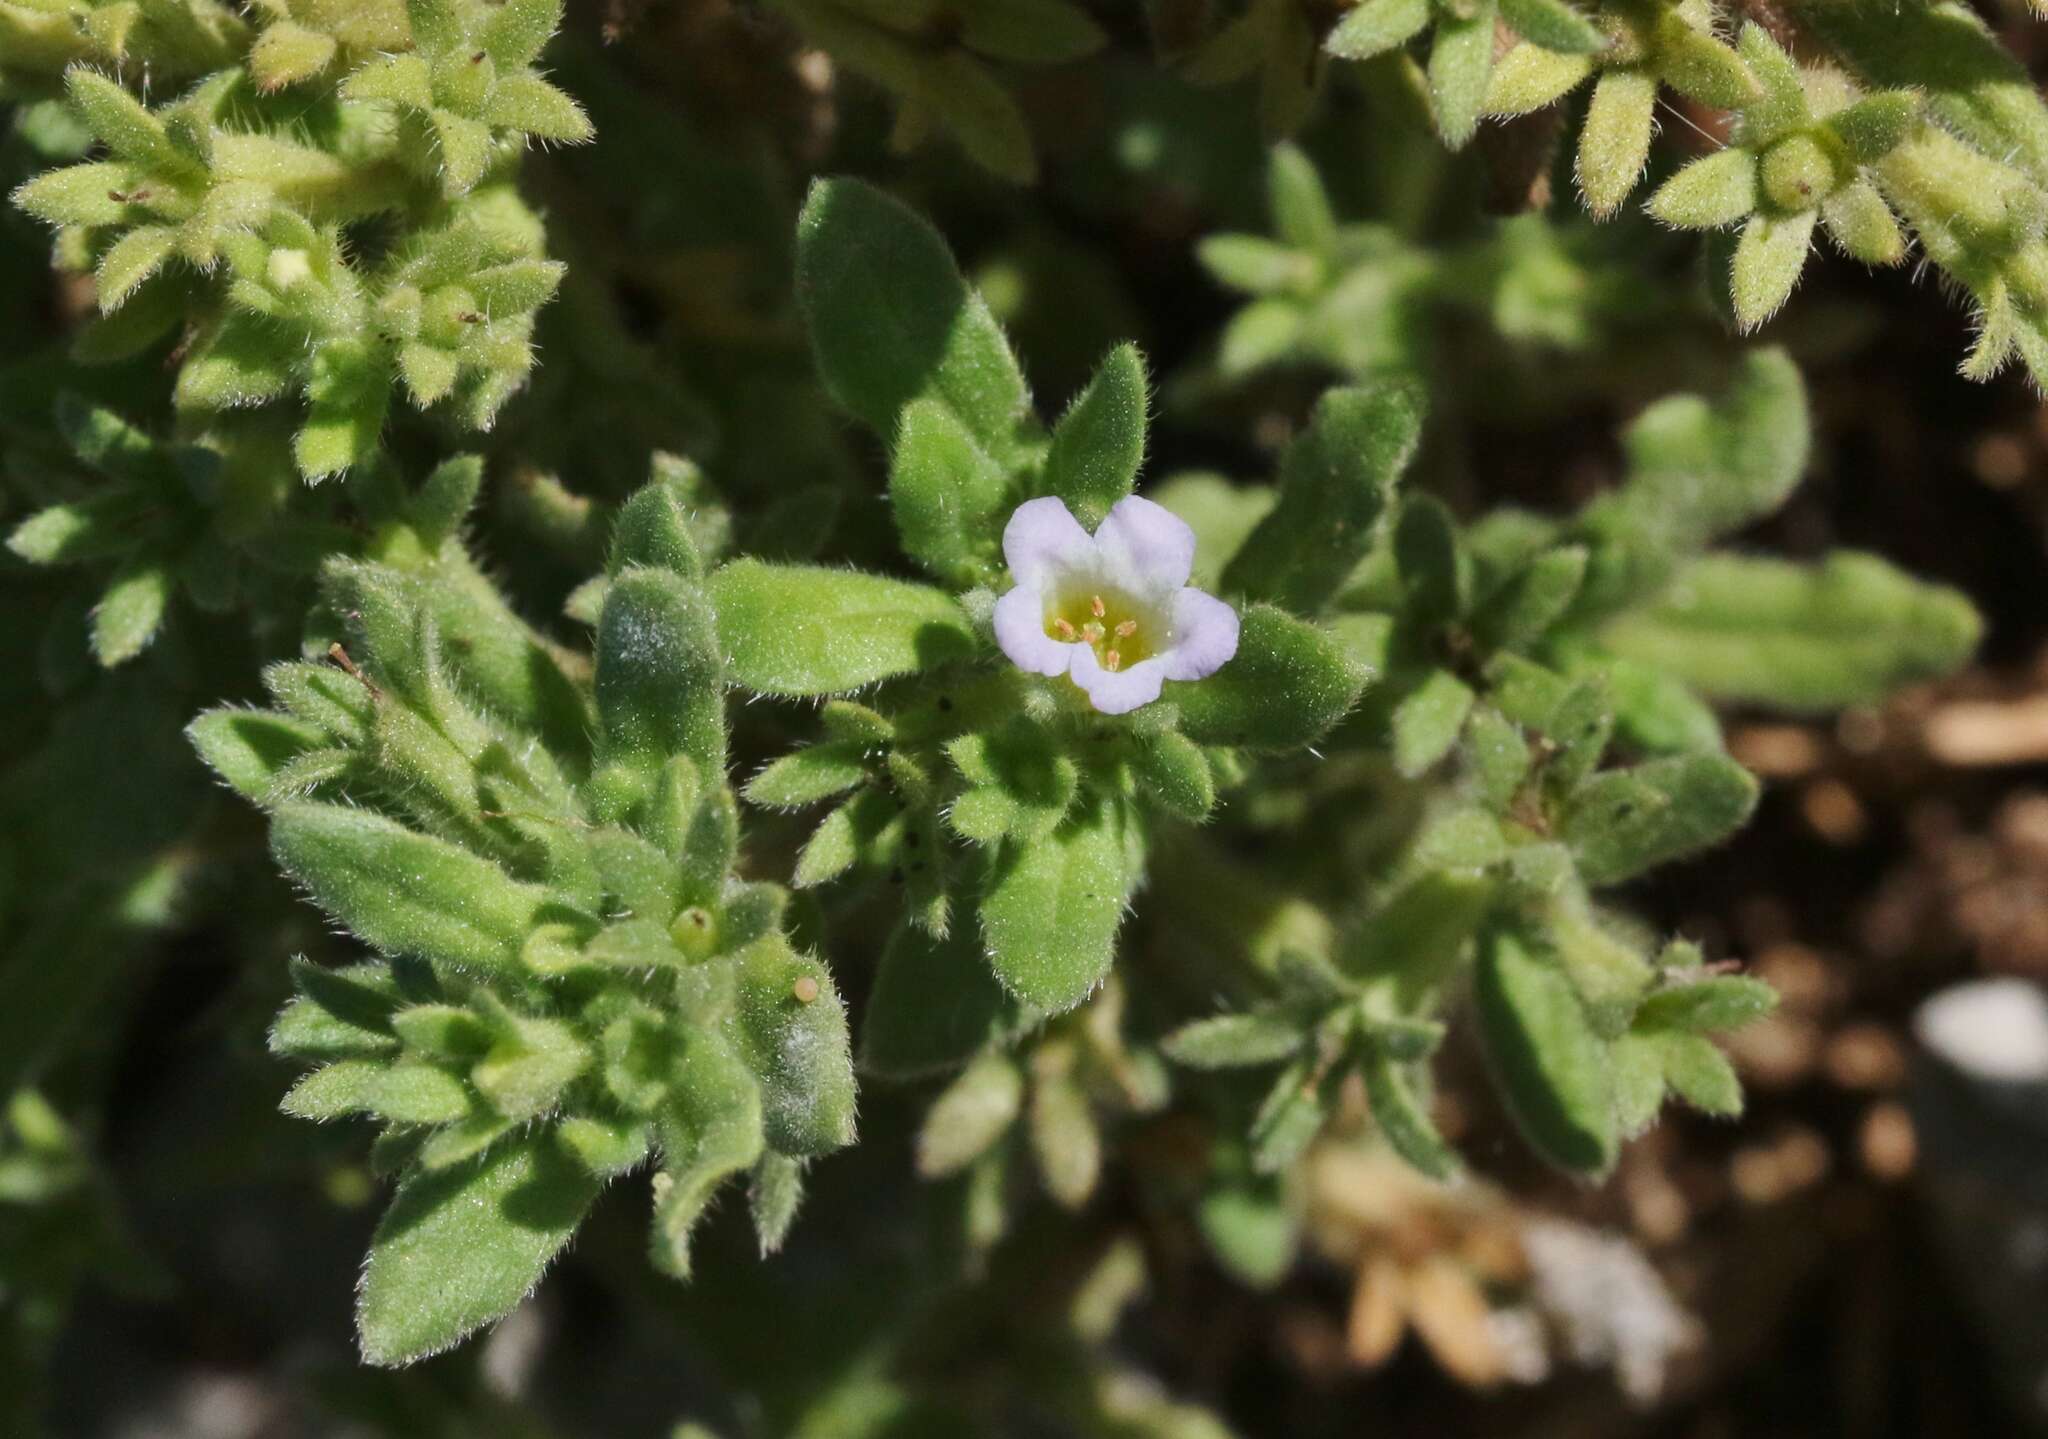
left=1158, top=587, right=1240, bottom=681
left=1002, top=496, right=1093, bottom=586
left=993, top=582, right=1073, bottom=677
left=1070, top=647, right=1167, bottom=715
left=1093, top=495, right=1195, bottom=596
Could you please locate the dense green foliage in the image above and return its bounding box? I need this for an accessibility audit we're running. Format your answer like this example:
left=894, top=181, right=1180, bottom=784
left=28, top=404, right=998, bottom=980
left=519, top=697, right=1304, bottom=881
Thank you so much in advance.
left=0, top=0, right=2010, bottom=1430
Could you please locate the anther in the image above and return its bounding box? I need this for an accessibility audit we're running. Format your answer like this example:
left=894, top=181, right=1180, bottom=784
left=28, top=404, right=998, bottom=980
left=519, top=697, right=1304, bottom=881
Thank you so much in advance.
left=1115, top=619, right=1137, bottom=638
left=1104, top=650, right=1122, bottom=671
left=1052, top=617, right=1076, bottom=640
left=1090, top=595, right=1106, bottom=618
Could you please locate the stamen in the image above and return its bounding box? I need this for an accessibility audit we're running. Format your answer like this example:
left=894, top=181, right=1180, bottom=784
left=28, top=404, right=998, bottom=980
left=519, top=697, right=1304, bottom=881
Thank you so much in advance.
left=1090, top=594, right=1106, bottom=618
left=1104, top=650, right=1122, bottom=671
left=1081, top=622, right=1105, bottom=644
left=1115, top=619, right=1137, bottom=638
left=1052, top=617, right=1076, bottom=640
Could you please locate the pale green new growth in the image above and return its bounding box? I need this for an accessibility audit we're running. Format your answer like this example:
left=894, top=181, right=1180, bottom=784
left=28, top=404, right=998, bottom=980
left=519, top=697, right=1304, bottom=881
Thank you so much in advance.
left=10, top=0, right=581, bottom=476
left=1647, top=25, right=1917, bottom=327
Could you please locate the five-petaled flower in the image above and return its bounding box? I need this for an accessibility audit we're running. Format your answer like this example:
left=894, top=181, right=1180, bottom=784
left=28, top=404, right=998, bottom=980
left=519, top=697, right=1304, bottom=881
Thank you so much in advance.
left=993, top=495, right=1240, bottom=715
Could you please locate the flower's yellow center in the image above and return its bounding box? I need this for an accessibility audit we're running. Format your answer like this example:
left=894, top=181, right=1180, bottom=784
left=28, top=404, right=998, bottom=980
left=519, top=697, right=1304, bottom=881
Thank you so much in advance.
left=1045, top=586, right=1157, bottom=671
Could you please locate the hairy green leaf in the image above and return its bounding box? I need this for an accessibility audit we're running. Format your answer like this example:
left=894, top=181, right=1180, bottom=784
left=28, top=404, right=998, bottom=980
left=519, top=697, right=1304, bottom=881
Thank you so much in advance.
left=1474, top=926, right=1617, bottom=1174
left=596, top=568, right=726, bottom=783
left=1564, top=753, right=1760, bottom=886
left=917, top=1052, right=1023, bottom=1177
left=1636, top=975, right=1779, bottom=1032
left=729, top=935, right=857, bottom=1156
left=1601, top=551, right=1981, bottom=710
left=862, top=921, right=1032, bottom=1080
left=979, top=800, right=1132, bottom=1012
left=1177, top=606, right=1367, bottom=750
left=1162, top=1011, right=1305, bottom=1069
left=271, top=805, right=550, bottom=977
left=891, top=396, right=1009, bottom=584
left=713, top=561, right=976, bottom=698
left=1041, top=343, right=1147, bottom=528
left=1224, top=383, right=1419, bottom=614
left=1362, top=1050, right=1459, bottom=1180
left=357, top=1136, right=600, bottom=1366
left=796, top=177, right=1028, bottom=448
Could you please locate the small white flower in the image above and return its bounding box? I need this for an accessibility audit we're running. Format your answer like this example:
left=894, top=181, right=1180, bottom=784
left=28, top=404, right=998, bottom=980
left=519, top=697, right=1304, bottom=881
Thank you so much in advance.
left=993, top=495, right=1240, bottom=715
